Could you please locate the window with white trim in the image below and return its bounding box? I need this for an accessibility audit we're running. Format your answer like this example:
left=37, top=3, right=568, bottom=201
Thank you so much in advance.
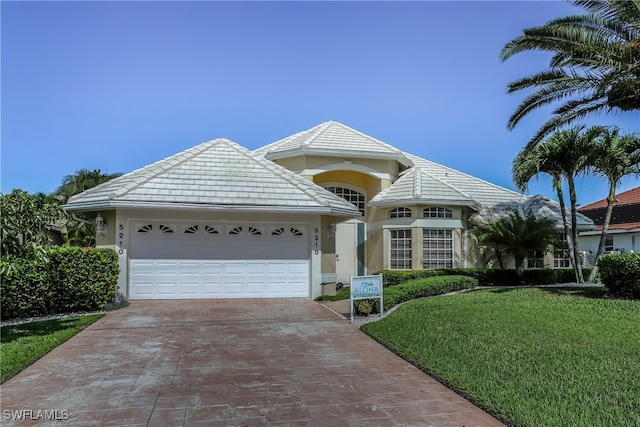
left=390, top=229, right=412, bottom=269
left=525, top=249, right=544, bottom=269
left=423, top=207, right=453, bottom=218
left=422, top=229, right=453, bottom=269
left=554, top=233, right=571, bottom=268
left=390, top=207, right=412, bottom=219
left=324, top=186, right=366, bottom=215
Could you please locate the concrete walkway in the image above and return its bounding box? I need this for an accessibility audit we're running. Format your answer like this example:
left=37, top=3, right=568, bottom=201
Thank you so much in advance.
left=1, top=299, right=504, bottom=426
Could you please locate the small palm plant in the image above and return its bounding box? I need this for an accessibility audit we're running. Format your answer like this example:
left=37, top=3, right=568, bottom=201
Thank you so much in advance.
left=470, top=209, right=559, bottom=273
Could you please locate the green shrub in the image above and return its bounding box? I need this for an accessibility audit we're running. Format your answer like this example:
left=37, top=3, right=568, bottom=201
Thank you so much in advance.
left=0, top=257, right=52, bottom=319
left=598, top=253, right=640, bottom=298
left=374, top=268, right=590, bottom=287
left=0, top=246, right=119, bottom=320
left=357, top=275, right=477, bottom=315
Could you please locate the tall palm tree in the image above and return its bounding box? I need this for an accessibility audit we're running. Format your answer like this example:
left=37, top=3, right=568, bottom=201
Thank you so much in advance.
left=513, top=125, right=603, bottom=282
left=588, top=127, right=640, bottom=280
left=55, top=168, right=122, bottom=203
left=500, top=0, right=640, bottom=147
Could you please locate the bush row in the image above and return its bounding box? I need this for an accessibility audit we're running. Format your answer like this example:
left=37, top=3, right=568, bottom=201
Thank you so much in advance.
left=375, top=268, right=591, bottom=287
left=597, top=253, right=640, bottom=299
left=1, top=246, right=119, bottom=320
left=356, top=275, right=478, bottom=315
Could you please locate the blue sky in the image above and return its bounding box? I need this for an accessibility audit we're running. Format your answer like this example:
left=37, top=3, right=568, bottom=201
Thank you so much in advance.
left=2, top=1, right=638, bottom=206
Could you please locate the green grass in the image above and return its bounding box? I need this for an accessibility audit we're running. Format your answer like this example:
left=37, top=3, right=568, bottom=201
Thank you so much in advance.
left=1, top=314, right=105, bottom=383
left=361, top=287, right=640, bottom=427
left=314, top=287, right=351, bottom=301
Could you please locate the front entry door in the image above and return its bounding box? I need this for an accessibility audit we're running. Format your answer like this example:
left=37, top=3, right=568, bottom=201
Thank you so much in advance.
left=336, top=222, right=356, bottom=283
left=335, top=222, right=365, bottom=283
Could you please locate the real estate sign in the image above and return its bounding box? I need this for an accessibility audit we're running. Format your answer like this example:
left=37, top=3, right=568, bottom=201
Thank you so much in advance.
left=350, top=274, right=383, bottom=322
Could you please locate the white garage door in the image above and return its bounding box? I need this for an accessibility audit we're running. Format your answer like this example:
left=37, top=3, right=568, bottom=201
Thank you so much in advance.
left=129, top=222, right=309, bottom=299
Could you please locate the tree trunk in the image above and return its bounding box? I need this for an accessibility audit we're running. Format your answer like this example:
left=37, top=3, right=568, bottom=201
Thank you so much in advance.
left=555, top=180, right=579, bottom=282
left=588, top=184, right=616, bottom=281
left=568, top=178, right=584, bottom=283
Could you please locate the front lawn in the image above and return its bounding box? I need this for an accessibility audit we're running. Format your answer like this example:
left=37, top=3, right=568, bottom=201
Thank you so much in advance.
left=1, top=314, right=105, bottom=383
left=361, top=287, right=640, bottom=427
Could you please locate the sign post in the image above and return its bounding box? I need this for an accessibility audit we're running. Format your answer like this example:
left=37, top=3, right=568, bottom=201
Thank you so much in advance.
left=350, top=274, right=383, bottom=322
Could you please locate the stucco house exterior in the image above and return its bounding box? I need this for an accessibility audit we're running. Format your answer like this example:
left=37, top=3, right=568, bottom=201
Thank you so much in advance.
left=579, top=186, right=640, bottom=256
left=64, top=121, right=593, bottom=300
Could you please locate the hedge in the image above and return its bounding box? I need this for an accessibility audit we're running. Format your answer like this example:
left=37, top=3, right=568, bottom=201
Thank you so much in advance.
left=1, top=246, right=119, bottom=320
left=374, top=268, right=592, bottom=287
left=597, top=253, right=640, bottom=299
left=356, top=275, right=478, bottom=315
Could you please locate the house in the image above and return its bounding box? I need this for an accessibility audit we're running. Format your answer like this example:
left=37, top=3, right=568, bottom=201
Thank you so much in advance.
left=64, top=121, right=594, bottom=300
left=578, top=186, right=640, bottom=255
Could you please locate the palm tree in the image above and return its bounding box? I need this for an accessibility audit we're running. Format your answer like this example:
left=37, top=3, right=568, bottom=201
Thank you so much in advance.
left=470, top=209, right=558, bottom=273
left=55, top=168, right=122, bottom=203
left=588, top=127, right=640, bottom=280
left=500, top=0, right=640, bottom=147
left=513, top=125, right=603, bottom=282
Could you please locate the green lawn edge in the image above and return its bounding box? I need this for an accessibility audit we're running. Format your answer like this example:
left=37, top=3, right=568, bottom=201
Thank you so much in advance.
left=360, top=287, right=640, bottom=427
left=1, top=314, right=106, bottom=383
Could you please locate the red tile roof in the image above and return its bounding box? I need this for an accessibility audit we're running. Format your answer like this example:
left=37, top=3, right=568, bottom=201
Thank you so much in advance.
left=579, top=186, right=640, bottom=211
left=593, top=222, right=640, bottom=231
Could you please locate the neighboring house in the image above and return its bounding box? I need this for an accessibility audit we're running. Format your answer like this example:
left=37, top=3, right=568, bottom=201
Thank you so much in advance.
left=578, top=186, right=640, bottom=256
left=64, top=121, right=593, bottom=300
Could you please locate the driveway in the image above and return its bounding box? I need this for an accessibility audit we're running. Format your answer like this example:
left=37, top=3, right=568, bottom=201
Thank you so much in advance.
left=1, top=300, right=504, bottom=426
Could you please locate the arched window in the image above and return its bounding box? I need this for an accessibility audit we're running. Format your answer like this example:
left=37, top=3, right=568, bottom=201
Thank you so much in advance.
left=323, top=186, right=366, bottom=215
left=423, top=207, right=453, bottom=219
left=390, top=207, right=412, bottom=219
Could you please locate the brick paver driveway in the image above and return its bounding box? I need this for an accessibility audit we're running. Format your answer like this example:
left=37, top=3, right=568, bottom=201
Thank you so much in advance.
left=1, top=299, right=504, bottom=426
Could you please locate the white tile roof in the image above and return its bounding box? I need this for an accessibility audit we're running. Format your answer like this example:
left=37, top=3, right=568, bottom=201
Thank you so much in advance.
left=65, top=138, right=361, bottom=216
left=474, top=194, right=594, bottom=228
left=254, top=121, right=593, bottom=228
left=400, top=153, right=524, bottom=208
left=255, top=121, right=413, bottom=166
left=369, top=168, right=478, bottom=208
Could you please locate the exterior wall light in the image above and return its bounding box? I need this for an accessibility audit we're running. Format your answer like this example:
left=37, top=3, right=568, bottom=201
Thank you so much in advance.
left=95, top=213, right=108, bottom=236
left=327, top=223, right=337, bottom=238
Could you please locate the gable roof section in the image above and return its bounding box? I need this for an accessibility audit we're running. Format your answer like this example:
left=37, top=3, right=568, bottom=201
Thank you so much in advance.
left=369, top=168, right=478, bottom=208
left=255, top=121, right=413, bottom=167
left=403, top=153, right=524, bottom=208
left=65, top=138, right=361, bottom=216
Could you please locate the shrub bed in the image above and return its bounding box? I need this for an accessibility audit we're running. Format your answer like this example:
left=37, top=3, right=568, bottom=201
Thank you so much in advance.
left=375, top=268, right=591, bottom=286
left=356, top=275, right=478, bottom=314
left=598, top=253, right=640, bottom=299
left=0, top=247, right=119, bottom=320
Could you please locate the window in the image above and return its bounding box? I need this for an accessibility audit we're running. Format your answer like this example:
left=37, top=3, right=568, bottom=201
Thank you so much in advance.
left=184, top=225, right=199, bottom=234
left=159, top=224, right=174, bottom=234
left=423, top=207, right=453, bottom=218
left=605, top=236, right=614, bottom=252
left=525, top=249, right=544, bottom=269
left=390, top=229, right=412, bottom=269
left=422, top=229, right=453, bottom=269
left=248, top=226, right=262, bottom=236
left=554, top=233, right=571, bottom=268
left=228, top=226, right=243, bottom=235
left=390, top=207, right=412, bottom=219
left=137, top=224, right=153, bottom=233
left=205, top=225, right=219, bottom=235
left=324, top=186, right=366, bottom=215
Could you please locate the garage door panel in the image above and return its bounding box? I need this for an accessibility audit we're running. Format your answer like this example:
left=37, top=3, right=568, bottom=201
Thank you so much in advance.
left=130, top=222, right=310, bottom=299
left=130, top=259, right=309, bottom=299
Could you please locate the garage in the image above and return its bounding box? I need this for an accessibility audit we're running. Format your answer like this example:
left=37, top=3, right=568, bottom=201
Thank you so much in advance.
left=129, top=221, right=310, bottom=299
